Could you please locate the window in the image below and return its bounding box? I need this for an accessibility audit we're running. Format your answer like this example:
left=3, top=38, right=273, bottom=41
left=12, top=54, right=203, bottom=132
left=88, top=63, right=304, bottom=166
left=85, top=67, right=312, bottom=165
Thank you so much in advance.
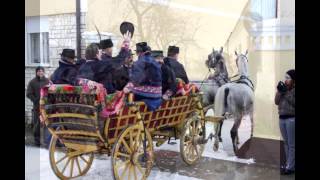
left=27, top=32, right=49, bottom=65
left=26, top=16, right=50, bottom=66
left=251, top=0, right=277, bottom=19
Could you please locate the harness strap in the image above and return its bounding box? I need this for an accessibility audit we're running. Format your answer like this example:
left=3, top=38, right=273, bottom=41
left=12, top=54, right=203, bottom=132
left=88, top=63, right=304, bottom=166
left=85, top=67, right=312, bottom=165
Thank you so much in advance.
left=236, top=76, right=254, bottom=91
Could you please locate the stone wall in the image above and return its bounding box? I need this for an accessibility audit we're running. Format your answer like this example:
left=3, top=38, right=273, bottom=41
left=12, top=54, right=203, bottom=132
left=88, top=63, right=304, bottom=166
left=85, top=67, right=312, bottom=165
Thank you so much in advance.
left=25, top=12, right=86, bottom=124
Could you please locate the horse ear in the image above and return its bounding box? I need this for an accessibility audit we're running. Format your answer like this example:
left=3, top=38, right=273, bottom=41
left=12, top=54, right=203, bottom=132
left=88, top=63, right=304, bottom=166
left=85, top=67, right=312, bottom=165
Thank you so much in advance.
left=235, top=51, right=238, bottom=56
left=245, top=49, right=248, bottom=56
left=212, top=48, right=215, bottom=52
left=220, top=47, right=223, bottom=53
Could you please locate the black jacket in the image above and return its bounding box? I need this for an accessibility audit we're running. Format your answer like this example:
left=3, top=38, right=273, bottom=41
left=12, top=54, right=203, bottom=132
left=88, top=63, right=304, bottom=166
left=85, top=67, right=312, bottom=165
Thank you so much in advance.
left=112, top=65, right=130, bottom=91
left=164, top=57, right=189, bottom=84
left=77, top=58, right=101, bottom=81
left=26, top=76, right=49, bottom=108
left=99, top=48, right=131, bottom=93
left=161, top=64, right=176, bottom=94
left=51, top=59, right=78, bottom=85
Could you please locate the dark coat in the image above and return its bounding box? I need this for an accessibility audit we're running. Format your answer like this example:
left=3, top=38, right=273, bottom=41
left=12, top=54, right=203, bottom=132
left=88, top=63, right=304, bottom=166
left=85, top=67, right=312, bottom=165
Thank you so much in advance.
left=112, top=65, right=130, bottom=91
left=99, top=48, right=131, bottom=93
left=26, top=76, right=49, bottom=109
left=77, top=59, right=100, bottom=80
left=161, top=63, right=176, bottom=94
left=164, top=57, right=189, bottom=84
left=130, top=54, right=162, bottom=87
left=51, top=59, right=78, bottom=85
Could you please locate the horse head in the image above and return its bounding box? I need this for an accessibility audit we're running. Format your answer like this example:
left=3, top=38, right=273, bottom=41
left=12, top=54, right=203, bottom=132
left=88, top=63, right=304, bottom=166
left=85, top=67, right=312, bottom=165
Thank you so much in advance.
left=206, top=47, right=224, bottom=69
left=235, top=50, right=249, bottom=76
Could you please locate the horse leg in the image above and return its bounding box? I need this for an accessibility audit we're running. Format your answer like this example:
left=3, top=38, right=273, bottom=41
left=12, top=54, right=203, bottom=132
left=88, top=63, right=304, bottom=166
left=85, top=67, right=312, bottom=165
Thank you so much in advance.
left=217, top=121, right=223, bottom=142
left=250, top=112, right=254, bottom=138
left=230, top=116, right=242, bottom=154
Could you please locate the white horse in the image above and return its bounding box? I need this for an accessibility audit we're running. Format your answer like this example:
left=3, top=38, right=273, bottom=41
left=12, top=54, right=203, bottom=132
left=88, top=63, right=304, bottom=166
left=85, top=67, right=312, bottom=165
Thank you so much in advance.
left=214, top=50, right=254, bottom=155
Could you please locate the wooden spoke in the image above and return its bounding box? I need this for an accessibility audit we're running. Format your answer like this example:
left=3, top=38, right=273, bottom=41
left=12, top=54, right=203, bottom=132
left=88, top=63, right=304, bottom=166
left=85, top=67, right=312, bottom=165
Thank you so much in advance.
left=190, top=145, right=195, bottom=159
left=121, top=139, right=132, bottom=154
left=114, top=160, right=130, bottom=171
left=116, top=152, right=131, bottom=158
left=134, top=130, right=141, bottom=151
left=112, top=124, right=153, bottom=180
left=128, top=164, right=132, bottom=180
left=120, top=162, right=130, bottom=179
left=194, top=145, right=199, bottom=157
left=184, top=141, right=192, bottom=146
left=56, top=155, right=68, bottom=165
left=130, top=130, right=134, bottom=149
left=180, top=115, right=205, bottom=165
left=70, top=158, right=74, bottom=177
left=61, top=158, right=71, bottom=175
left=80, top=155, right=89, bottom=164
left=75, top=157, right=82, bottom=175
left=49, top=132, right=94, bottom=179
left=133, top=165, right=138, bottom=180
left=135, top=162, right=144, bottom=174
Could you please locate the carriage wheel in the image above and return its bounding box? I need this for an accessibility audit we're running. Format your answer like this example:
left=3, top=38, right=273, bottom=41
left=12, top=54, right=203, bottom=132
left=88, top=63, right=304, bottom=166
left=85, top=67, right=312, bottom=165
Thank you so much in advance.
left=49, top=135, right=94, bottom=179
left=111, top=123, right=154, bottom=180
left=180, top=115, right=205, bottom=165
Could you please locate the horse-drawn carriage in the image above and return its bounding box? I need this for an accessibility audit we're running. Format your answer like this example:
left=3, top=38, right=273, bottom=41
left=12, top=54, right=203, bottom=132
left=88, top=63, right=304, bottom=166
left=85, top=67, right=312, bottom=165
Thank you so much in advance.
left=40, top=83, right=223, bottom=180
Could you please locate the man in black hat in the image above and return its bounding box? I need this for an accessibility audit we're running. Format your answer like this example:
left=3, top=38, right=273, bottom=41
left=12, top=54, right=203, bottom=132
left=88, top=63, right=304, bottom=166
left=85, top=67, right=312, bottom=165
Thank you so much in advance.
left=100, top=39, right=114, bottom=61
left=124, top=42, right=162, bottom=111
left=51, top=49, right=78, bottom=85
left=26, top=66, right=49, bottom=146
left=98, top=33, right=132, bottom=93
left=164, top=46, right=189, bottom=84
left=152, top=50, right=176, bottom=100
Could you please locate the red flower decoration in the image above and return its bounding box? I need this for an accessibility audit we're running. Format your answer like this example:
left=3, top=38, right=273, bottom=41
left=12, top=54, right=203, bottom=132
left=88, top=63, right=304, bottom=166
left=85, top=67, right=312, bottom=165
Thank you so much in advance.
left=63, top=85, right=74, bottom=92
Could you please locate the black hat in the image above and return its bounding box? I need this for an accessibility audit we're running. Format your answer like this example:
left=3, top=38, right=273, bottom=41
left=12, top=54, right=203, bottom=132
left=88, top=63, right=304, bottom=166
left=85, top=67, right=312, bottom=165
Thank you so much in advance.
left=286, top=69, right=295, bottom=81
left=36, top=66, right=45, bottom=73
left=168, top=46, right=179, bottom=55
left=151, top=50, right=164, bottom=58
left=136, top=42, right=149, bottom=53
left=100, top=39, right=113, bottom=49
left=120, top=21, right=134, bottom=38
left=61, top=49, right=75, bottom=59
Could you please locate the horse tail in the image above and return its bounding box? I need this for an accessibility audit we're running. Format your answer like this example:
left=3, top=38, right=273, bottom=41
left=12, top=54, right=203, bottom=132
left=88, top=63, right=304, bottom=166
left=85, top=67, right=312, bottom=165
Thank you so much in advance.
left=214, top=86, right=229, bottom=117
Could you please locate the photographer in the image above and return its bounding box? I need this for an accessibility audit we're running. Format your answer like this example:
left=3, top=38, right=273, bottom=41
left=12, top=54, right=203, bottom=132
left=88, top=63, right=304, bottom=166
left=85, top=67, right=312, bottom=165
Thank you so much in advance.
left=275, top=69, right=295, bottom=175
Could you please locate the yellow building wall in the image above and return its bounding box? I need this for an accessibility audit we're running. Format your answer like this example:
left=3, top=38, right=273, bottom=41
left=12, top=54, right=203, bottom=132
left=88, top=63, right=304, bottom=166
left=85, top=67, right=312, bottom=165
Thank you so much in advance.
left=26, top=0, right=75, bottom=17
left=223, top=1, right=295, bottom=140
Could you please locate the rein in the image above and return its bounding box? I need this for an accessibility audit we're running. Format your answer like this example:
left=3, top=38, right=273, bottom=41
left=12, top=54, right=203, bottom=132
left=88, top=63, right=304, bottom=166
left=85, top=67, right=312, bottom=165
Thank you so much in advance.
left=199, top=68, right=213, bottom=90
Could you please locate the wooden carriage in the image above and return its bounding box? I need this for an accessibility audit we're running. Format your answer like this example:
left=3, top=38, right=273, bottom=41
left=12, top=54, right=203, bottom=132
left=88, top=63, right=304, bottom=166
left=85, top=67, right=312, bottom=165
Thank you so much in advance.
left=40, top=84, right=211, bottom=180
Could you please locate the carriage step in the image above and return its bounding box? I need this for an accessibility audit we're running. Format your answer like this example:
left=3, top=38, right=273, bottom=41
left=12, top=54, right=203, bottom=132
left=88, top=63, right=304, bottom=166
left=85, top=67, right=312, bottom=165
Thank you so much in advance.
left=155, top=138, right=168, bottom=147
left=152, top=130, right=174, bottom=137
left=205, top=116, right=224, bottom=123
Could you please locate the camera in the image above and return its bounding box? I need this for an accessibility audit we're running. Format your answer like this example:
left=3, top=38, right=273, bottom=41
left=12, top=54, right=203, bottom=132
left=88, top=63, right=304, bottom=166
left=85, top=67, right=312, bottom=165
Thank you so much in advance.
left=277, top=81, right=287, bottom=93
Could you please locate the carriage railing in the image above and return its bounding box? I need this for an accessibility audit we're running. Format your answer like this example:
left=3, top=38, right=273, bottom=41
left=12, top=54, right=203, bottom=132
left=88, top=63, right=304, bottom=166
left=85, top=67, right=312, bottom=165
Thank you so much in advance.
left=40, top=84, right=205, bottom=149
left=40, top=86, right=108, bottom=151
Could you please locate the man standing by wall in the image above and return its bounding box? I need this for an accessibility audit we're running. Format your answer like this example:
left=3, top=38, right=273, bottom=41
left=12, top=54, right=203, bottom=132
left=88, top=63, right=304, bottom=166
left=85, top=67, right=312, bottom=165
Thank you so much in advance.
left=26, top=66, right=49, bottom=146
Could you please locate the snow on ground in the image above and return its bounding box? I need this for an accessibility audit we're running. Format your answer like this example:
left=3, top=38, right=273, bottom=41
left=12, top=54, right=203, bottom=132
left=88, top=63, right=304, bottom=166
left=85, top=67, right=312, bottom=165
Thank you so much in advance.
left=25, top=146, right=203, bottom=180
left=154, top=109, right=255, bottom=165
left=25, top=109, right=254, bottom=180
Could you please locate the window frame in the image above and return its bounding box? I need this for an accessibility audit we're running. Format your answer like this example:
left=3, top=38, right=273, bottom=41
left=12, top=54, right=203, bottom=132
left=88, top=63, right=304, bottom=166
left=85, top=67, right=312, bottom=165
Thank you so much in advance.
left=25, top=16, right=51, bottom=67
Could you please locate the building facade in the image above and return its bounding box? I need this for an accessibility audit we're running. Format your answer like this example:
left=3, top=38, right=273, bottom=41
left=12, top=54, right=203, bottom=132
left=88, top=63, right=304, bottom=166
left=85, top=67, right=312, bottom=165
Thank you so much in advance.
left=223, top=0, right=295, bottom=139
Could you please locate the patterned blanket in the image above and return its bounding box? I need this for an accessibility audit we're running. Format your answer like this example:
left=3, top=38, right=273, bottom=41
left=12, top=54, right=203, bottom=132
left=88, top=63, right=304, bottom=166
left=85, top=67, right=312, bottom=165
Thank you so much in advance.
left=175, top=78, right=199, bottom=96
left=40, top=78, right=126, bottom=117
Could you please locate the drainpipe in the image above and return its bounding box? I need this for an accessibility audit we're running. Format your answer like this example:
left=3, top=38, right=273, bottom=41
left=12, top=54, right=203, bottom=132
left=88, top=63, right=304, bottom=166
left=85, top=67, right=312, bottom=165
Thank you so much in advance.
left=76, top=0, right=81, bottom=59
